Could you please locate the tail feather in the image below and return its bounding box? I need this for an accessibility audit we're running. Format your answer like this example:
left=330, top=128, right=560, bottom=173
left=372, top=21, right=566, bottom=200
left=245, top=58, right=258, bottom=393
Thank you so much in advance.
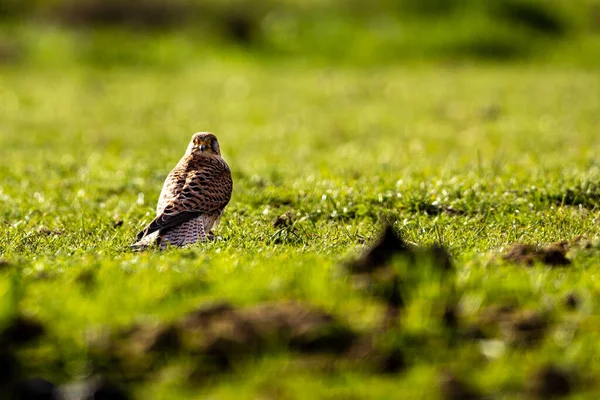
left=136, top=211, right=201, bottom=241
left=130, top=231, right=159, bottom=251
left=132, top=212, right=221, bottom=251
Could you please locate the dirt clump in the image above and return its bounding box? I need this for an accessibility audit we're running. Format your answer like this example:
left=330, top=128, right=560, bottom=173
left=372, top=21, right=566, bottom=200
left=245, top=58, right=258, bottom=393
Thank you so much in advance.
left=0, top=316, right=45, bottom=347
left=564, top=292, right=580, bottom=310
left=0, top=258, right=11, bottom=269
left=346, top=338, right=406, bottom=375
left=245, top=302, right=353, bottom=353
left=442, top=304, right=459, bottom=331
left=272, top=212, right=294, bottom=228
left=346, top=224, right=456, bottom=334
left=502, top=243, right=570, bottom=266
left=124, top=323, right=181, bottom=354
left=346, top=223, right=455, bottom=277
left=479, top=304, right=518, bottom=325
left=476, top=305, right=549, bottom=347
left=376, top=348, right=406, bottom=374
left=460, top=324, right=487, bottom=340
left=346, top=223, right=412, bottom=274
left=181, top=301, right=357, bottom=356
left=502, top=310, right=548, bottom=346
left=89, top=301, right=357, bottom=381
left=179, top=302, right=236, bottom=330
left=14, top=377, right=57, bottom=400
left=0, top=350, right=20, bottom=389
left=528, top=365, right=572, bottom=398
left=36, top=227, right=64, bottom=236
left=183, top=301, right=357, bottom=382
left=439, top=371, right=482, bottom=400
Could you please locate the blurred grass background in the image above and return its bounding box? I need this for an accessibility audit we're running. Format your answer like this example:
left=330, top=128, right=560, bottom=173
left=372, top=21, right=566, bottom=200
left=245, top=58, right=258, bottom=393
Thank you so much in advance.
left=1, top=0, right=600, bottom=67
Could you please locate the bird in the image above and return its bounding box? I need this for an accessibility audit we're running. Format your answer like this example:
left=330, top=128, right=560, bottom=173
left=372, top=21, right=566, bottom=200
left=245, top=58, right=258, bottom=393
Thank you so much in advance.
left=132, top=132, right=233, bottom=250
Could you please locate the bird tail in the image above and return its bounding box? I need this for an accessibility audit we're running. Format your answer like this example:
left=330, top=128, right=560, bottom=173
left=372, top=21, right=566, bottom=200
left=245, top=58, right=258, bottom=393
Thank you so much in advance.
left=130, top=230, right=159, bottom=251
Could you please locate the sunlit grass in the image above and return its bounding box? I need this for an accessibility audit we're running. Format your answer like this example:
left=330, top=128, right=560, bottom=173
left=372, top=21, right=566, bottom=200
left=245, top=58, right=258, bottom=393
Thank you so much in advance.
left=1, top=51, right=600, bottom=398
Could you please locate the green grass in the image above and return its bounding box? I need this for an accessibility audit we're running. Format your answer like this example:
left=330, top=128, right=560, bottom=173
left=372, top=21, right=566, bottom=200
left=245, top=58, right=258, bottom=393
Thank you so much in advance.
left=1, top=42, right=600, bottom=398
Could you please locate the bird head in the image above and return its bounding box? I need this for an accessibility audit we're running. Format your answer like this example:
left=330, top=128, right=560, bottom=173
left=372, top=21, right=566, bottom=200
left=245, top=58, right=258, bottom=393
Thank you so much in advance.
left=189, top=132, right=221, bottom=156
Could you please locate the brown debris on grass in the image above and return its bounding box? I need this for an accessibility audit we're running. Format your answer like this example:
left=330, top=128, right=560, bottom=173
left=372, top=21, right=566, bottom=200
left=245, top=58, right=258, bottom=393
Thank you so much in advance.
left=345, top=337, right=407, bottom=375
left=0, top=350, right=20, bottom=389
left=346, top=223, right=412, bottom=274
left=502, top=310, right=548, bottom=346
left=0, top=316, right=45, bottom=347
left=14, top=377, right=57, bottom=400
left=460, top=324, right=487, bottom=340
left=502, top=242, right=570, bottom=266
left=88, top=301, right=357, bottom=382
left=476, top=305, right=550, bottom=347
left=501, top=236, right=598, bottom=267
left=36, top=226, right=64, bottom=237
left=272, top=212, right=294, bottom=228
left=125, top=323, right=181, bottom=355
left=439, top=371, right=483, bottom=400
left=442, top=304, right=459, bottom=331
left=181, top=301, right=357, bottom=356
left=528, top=365, right=572, bottom=399
left=179, top=302, right=236, bottom=330
left=0, top=258, right=11, bottom=270
left=346, top=223, right=457, bottom=336
left=479, top=304, right=518, bottom=324
left=346, top=223, right=455, bottom=276
left=429, top=244, right=455, bottom=272
left=564, top=292, right=580, bottom=310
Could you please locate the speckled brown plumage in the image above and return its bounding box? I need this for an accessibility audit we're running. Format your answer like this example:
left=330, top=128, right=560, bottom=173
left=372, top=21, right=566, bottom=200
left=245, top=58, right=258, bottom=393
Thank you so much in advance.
left=132, top=132, right=233, bottom=250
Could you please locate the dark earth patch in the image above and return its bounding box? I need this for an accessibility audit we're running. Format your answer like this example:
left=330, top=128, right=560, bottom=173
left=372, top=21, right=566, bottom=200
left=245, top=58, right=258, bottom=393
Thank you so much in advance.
left=346, top=224, right=456, bottom=333
left=477, top=305, right=549, bottom=347
left=14, top=377, right=57, bottom=400
left=439, top=370, right=483, bottom=400
left=0, top=315, right=45, bottom=347
left=272, top=211, right=294, bottom=228
left=181, top=301, right=357, bottom=356
left=345, top=223, right=412, bottom=274
left=502, top=242, right=570, bottom=266
left=36, top=227, right=64, bottom=237
left=528, top=365, right=572, bottom=399
left=493, top=0, right=569, bottom=36
left=0, top=350, right=20, bottom=390
left=501, top=310, right=548, bottom=347
left=0, top=258, right=11, bottom=270
left=87, top=301, right=357, bottom=383
left=564, top=292, right=580, bottom=310
left=346, top=338, right=407, bottom=375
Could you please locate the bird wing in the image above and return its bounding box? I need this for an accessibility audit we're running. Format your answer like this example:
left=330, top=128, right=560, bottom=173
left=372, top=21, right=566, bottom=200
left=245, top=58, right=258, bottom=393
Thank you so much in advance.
left=137, top=158, right=232, bottom=241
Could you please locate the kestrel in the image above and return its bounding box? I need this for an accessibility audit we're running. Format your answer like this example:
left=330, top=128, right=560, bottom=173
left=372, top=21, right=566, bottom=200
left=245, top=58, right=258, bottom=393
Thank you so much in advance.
left=132, top=132, right=233, bottom=250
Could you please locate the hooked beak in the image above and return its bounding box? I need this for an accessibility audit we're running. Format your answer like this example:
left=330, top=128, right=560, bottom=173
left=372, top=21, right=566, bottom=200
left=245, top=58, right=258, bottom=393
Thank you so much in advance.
left=199, top=144, right=206, bottom=151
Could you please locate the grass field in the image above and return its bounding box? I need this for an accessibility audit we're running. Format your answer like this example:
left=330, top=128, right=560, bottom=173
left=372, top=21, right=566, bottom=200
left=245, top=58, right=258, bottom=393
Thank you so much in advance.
left=1, top=29, right=600, bottom=398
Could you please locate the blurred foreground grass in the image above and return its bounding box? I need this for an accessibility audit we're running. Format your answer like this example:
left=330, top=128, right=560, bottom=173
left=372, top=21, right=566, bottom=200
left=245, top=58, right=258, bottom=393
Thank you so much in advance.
left=1, top=7, right=600, bottom=399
